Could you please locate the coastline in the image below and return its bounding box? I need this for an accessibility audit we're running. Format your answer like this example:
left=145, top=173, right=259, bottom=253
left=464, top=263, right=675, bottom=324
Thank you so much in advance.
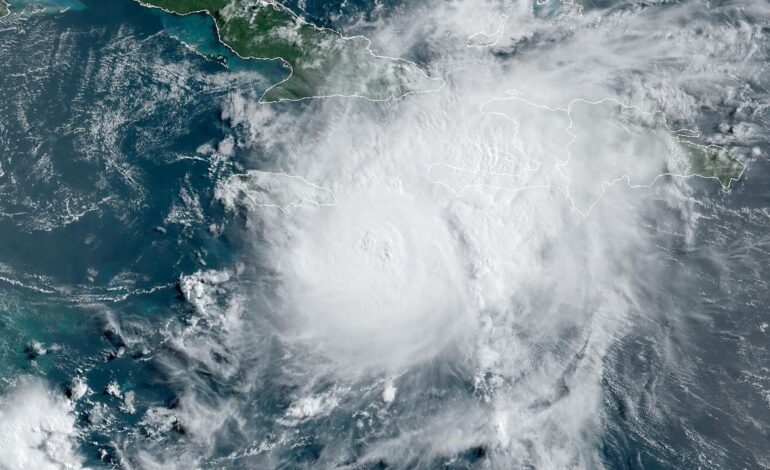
left=135, top=0, right=444, bottom=102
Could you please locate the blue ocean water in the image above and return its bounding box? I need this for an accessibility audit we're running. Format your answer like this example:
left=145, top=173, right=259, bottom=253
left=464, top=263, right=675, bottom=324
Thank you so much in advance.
left=600, top=168, right=770, bottom=468
left=7, top=0, right=86, bottom=14
left=0, top=0, right=246, bottom=463
left=0, top=0, right=769, bottom=468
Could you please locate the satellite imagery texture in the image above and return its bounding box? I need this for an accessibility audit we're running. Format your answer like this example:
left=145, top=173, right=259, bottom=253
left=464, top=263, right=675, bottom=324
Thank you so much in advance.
left=0, top=0, right=769, bottom=468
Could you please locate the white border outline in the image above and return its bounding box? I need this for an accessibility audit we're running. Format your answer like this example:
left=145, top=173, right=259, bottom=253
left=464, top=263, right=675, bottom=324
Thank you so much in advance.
left=136, top=0, right=445, bottom=103
left=429, top=90, right=746, bottom=218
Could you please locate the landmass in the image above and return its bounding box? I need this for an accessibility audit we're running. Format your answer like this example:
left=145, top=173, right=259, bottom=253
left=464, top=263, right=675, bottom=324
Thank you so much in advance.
left=217, top=171, right=335, bottom=213
left=139, top=0, right=443, bottom=102
left=680, top=141, right=744, bottom=188
left=1, top=0, right=9, bottom=18
left=433, top=95, right=747, bottom=216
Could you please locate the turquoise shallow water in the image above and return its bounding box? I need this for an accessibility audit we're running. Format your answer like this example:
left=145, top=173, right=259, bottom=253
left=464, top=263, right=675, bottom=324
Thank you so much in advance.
left=0, top=0, right=243, bottom=463
left=158, top=9, right=285, bottom=73
left=0, top=0, right=769, bottom=468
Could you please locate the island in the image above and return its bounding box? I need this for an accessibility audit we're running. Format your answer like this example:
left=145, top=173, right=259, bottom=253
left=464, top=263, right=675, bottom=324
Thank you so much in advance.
left=1, top=0, right=9, bottom=18
left=467, top=95, right=746, bottom=215
left=681, top=141, right=744, bottom=188
left=139, top=0, right=443, bottom=102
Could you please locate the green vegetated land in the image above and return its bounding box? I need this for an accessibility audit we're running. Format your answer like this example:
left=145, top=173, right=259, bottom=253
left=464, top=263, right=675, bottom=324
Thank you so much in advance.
left=682, top=141, right=744, bottom=187
left=1, top=1, right=9, bottom=17
left=615, top=104, right=745, bottom=188
left=143, top=0, right=228, bottom=14
left=615, top=104, right=745, bottom=187
left=141, top=0, right=440, bottom=101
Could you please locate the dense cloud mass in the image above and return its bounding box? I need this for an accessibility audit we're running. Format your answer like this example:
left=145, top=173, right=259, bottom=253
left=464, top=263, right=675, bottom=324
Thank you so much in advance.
left=162, top=0, right=768, bottom=467
left=0, top=378, right=85, bottom=470
left=2, top=0, right=769, bottom=468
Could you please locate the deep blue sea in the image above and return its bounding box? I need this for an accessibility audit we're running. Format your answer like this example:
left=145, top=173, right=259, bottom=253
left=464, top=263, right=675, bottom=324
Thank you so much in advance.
left=0, top=0, right=769, bottom=468
left=0, top=0, right=248, bottom=464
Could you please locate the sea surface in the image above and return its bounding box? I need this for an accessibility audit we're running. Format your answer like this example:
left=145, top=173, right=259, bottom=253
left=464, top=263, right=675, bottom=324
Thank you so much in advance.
left=0, top=0, right=769, bottom=468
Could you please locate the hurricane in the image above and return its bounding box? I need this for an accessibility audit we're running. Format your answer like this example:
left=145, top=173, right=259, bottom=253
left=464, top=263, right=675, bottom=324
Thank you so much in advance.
left=0, top=0, right=769, bottom=468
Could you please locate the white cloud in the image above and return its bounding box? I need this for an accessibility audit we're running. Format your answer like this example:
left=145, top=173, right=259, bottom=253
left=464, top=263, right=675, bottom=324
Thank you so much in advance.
left=145, top=0, right=770, bottom=465
left=0, top=378, right=86, bottom=470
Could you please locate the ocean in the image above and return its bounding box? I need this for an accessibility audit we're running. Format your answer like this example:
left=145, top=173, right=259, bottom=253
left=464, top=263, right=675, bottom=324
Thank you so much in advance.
left=0, top=0, right=769, bottom=468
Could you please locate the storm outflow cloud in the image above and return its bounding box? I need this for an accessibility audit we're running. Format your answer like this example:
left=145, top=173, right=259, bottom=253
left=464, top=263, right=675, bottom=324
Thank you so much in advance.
left=157, top=0, right=770, bottom=467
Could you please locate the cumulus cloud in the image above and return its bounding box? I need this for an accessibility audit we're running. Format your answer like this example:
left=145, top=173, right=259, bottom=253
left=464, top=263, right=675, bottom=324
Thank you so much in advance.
left=0, top=378, right=86, bottom=470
